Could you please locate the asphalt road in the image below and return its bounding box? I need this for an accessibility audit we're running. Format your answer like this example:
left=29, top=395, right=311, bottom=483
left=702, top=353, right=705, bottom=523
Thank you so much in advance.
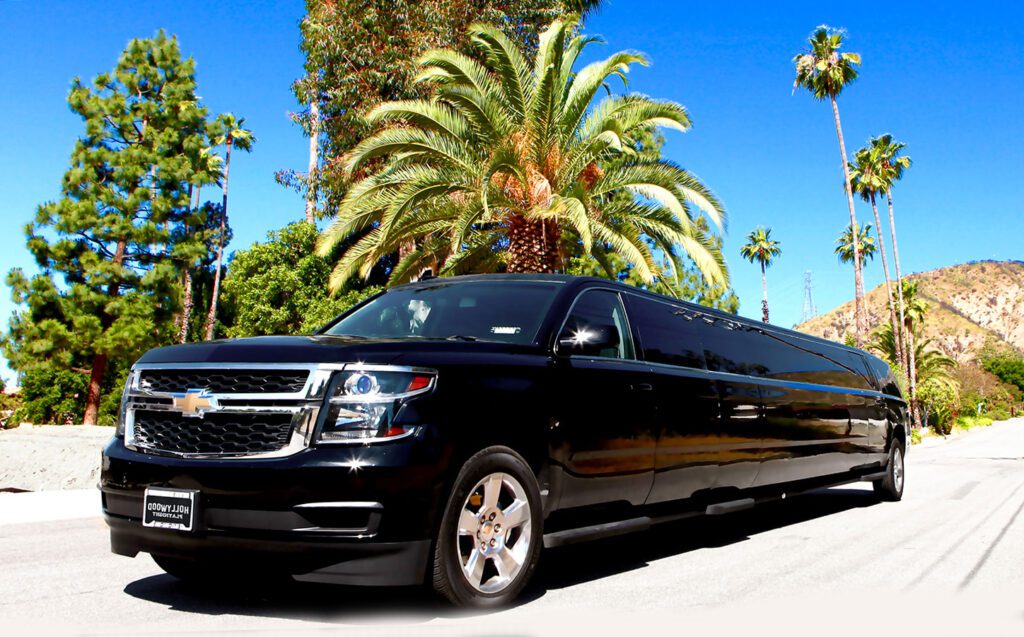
left=2, top=420, right=1023, bottom=635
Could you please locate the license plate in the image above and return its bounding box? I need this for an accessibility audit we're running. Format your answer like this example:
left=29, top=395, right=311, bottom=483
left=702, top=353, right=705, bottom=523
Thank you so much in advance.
left=143, top=488, right=198, bottom=531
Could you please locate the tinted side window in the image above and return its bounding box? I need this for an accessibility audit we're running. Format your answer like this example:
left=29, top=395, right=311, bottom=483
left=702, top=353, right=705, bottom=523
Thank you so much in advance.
left=866, top=354, right=901, bottom=396
left=625, top=295, right=705, bottom=369
left=557, top=290, right=635, bottom=359
left=697, top=319, right=845, bottom=382
left=819, top=346, right=874, bottom=390
left=698, top=318, right=783, bottom=377
left=763, top=333, right=862, bottom=386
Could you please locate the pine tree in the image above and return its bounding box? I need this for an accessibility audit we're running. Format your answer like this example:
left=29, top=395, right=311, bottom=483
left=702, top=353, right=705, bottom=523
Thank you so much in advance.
left=3, top=32, right=217, bottom=424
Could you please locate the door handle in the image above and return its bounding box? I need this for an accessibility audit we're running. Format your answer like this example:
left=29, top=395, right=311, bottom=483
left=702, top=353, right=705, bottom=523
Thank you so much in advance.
left=630, top=382, right=654, bottom=392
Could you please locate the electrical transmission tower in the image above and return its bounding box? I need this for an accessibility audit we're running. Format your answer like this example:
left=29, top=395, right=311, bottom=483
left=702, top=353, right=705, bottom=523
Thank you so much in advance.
left=801, top=270, right=818, bottom=323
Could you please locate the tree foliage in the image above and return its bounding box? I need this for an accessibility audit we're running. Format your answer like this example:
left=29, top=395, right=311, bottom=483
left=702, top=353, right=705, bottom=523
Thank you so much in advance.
left=982, top=356, right=1024, bottom=394
left=318, top=19, right=727, bottom=294
left=835, top=222, right=875, bottom=264
left=285, top=0, right=596, bottom=214
left=566, top=127, right=737, bottom=311
left=2, top=32, right=228, bottom=423
left=740, top=227, right=781, bottom=270
left=220, top=222, right=380, bottom=337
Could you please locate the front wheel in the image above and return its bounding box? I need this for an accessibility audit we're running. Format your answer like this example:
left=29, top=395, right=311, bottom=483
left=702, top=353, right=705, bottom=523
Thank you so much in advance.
left=873, top=441, right=905, bottom=501
left=431, top=446, right=543, bottom=608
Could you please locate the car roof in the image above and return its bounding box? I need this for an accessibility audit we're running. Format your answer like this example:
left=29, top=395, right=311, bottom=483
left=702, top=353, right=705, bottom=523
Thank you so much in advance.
left=391, top=273, right=882, bottom=363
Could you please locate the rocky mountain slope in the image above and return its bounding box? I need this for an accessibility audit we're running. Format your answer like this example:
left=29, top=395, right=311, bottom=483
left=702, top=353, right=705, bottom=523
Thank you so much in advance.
left=795, top=260, right=1024, bottom=362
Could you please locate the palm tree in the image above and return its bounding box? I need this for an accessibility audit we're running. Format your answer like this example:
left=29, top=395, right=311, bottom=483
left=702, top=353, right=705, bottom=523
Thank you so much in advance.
left=835, top=223, right=876, bottom=305
left=870, top=322, right=956, bottom=392
left=873, top=135, right=913, bottom=370
left=849, top=143, right=902, bottom=365
left=178, top=148, right=222, bottom=344
left=793, top=26, right=865, bottom=344
left=204, top=114, right=255, bottom=340
left=740, top=227, right=781, bottom=323
left=894, top=279, right=927, bottom=427
left=317, top=20, right=727, bottom=293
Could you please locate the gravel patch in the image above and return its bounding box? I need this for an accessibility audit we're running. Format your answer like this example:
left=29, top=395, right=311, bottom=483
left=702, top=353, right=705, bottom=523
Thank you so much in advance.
left=0, top=425, right=113, bottom=491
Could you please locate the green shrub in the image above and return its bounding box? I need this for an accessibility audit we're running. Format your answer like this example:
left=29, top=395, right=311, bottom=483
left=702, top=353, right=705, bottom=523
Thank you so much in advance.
left=11, top=368, right=88, bottom=425
left=0, top=382, right=22, bottom=428
left=990, top=408, right=1011, bottom=422
left=9, top=362, right=128, bottom=426
left=954, top=415, right=993, bottom=431
left=983, top=356, right=1024, bottom=393
left=220, top=222, right=382, bottom=338
left=919, top=379, right=960, bottom=435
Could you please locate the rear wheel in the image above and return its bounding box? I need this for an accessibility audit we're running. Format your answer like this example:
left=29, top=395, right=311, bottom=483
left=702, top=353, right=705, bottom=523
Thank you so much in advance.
left=873, top=441, right=905, bottom=501
left=432, top=446, right=542, bottom=608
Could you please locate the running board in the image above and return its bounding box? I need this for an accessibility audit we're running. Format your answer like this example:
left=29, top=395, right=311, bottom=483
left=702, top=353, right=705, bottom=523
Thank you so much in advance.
left=705, top=498, right=755, bottom=515
left=542, top=507, right=710, bottom=548
left=543, top=517, right=651, bottom=548
left=543, top=473, right=881, bottom=549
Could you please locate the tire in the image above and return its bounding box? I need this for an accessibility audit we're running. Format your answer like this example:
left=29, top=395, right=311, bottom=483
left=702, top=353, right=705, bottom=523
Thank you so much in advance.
left=431, top=446, right=543, bottom=608
left=873, top=440, right=905, bottom=501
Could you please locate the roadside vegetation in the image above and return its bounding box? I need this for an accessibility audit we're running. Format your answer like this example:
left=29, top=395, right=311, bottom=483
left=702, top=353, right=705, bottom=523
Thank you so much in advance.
left=1, top=2, right=1021, bottom=428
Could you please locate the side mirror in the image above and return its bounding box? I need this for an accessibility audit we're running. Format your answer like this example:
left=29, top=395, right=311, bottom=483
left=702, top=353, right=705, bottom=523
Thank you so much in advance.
left=557, top=323, right=620, bottom=357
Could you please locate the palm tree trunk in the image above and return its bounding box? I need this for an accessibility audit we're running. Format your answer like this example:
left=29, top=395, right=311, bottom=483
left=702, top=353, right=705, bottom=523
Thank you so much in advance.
left=907, top=327, right=920, bottom=429
left=177, top=184, right=201, bottom=344
left=179, top=270, right=194, bottom=344
left=887, top=190, right=917, bottom=426
left=506, top=215, right=561, bottom=274
left=870, top=194, right=901, bottom=365
left=305, top=101, right=319, bottom=224
left=761, top=262, right=769, bottom=323
left=830, top=96, right=865, bottom=345
left=205, top=140, right=232, bottom=341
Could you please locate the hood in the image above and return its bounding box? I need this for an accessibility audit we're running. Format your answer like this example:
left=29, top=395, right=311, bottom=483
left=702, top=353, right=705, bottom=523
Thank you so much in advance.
left=134, top=335, right=544, bottom=366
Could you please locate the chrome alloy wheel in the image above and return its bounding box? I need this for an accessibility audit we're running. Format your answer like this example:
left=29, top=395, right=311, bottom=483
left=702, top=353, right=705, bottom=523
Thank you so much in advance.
left=456, top=472, right=533, bottom=594
left=892, top=446, right=904, bottom=493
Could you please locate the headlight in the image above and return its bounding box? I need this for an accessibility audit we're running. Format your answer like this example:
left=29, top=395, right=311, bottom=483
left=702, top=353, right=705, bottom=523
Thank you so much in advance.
left=318, top=367, right=436, bottom=443
left=115, top=368, right=137, bottom=438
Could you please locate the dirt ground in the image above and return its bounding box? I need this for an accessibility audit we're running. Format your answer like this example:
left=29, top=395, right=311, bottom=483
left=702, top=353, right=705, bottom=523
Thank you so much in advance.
left=0, top=424, right=113, bottom=491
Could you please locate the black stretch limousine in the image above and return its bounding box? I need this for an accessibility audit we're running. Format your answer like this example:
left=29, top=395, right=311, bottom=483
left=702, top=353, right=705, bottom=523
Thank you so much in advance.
left=101, top=274, right=907, bottom=607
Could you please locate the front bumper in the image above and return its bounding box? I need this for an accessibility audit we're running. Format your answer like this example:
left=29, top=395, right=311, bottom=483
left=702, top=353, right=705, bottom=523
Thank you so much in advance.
left=106, top=516, right=431, bottom=586
left=101, top=432, right=451, bottom=586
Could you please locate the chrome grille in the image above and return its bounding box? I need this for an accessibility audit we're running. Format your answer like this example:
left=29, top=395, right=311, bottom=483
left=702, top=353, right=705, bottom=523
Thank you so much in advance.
left=132, top=410, right=294, bottom=455
left=138, top=369, right=309, bottom=394
left=123, top=363, right=335, bottom=459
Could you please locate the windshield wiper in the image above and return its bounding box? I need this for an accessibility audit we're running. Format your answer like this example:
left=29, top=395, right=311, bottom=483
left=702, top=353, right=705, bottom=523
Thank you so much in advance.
left=444, top=334, right=480, bottom=341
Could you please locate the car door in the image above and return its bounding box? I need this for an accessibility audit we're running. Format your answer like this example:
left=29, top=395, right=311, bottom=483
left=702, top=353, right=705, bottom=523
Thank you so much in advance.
left=622, top=294, right=721, bottom=504
left=698, top=318, right=768, bottom=491
left=548, top=288, right=658, bottom=509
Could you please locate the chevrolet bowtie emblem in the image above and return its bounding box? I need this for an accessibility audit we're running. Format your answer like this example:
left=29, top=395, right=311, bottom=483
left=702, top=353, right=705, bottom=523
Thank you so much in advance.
left=172, top=388, right=218, bottom=418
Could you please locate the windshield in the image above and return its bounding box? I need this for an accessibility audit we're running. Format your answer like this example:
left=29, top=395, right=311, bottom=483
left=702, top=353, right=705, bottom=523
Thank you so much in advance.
left=324, top=281, right=563, bottom=344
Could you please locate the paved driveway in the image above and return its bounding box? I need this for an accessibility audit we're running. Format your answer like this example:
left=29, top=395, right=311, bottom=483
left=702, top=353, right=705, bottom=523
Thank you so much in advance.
left=2, top=420, right=1022, bottom=635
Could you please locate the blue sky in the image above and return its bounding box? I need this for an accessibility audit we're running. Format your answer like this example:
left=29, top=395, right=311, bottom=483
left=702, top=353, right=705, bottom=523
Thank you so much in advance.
left=1, top=0, right=1022, bottom=384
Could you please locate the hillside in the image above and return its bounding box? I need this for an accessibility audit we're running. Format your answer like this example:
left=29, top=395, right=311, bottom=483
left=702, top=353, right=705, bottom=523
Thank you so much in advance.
left=795, top=260, right=1024, bottom=362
